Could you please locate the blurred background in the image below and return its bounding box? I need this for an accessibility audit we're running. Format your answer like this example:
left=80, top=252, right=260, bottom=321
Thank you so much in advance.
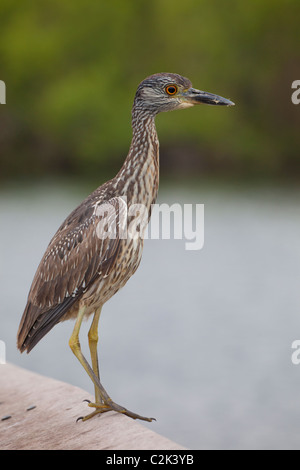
left=1, top=0, right=300, bottom=450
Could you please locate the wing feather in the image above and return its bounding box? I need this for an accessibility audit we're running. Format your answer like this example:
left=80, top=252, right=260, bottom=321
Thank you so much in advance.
left=17, top=196, right=127, bottom=352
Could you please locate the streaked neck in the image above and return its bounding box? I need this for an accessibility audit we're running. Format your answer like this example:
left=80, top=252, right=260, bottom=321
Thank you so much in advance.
left=114, top=110, right=159, bottom=208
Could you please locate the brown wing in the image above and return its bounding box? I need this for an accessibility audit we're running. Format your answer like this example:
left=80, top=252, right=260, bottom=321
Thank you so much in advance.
left=17, top=196, right=127, bottom=353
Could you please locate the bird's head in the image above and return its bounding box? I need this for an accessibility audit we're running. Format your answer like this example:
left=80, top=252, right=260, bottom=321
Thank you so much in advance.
left=133, top=72, right=234, bottom=116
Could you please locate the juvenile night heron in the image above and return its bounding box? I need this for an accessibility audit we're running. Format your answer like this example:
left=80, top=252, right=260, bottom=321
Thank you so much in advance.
left=17, top=73, right=234, bottom=422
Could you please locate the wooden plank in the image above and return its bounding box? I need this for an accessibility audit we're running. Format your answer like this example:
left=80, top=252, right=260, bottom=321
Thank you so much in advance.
left=0, top=363, right=185, bottom=450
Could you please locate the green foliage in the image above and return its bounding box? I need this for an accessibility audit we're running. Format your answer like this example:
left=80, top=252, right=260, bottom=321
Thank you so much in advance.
left=0, top=0, right=299, bottom=180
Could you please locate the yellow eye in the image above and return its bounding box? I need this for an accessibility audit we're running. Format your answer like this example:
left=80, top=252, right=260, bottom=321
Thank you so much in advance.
left=165, top=85, right=178, bottom=96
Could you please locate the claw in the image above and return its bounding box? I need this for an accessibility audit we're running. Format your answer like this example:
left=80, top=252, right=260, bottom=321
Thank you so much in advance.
left=78, top=398, right=155, bottom=423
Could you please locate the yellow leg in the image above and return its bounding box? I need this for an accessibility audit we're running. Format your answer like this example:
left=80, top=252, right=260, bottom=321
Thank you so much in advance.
left=69, top=305, right=155, bottom=422
left=69, top=306, right=100, bottom=388
left=88, top=307, right=102, bottom=404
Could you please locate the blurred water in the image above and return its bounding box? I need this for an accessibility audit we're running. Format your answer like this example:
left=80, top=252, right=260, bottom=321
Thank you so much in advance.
left=1, top=181, right=300, bottom=450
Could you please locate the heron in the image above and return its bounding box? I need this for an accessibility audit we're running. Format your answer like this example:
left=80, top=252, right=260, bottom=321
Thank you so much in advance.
left=17, top=73, right=234, bottom=422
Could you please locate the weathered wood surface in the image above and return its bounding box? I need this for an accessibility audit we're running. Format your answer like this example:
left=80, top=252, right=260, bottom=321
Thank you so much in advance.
left=0, top=363, right=185, bottom=450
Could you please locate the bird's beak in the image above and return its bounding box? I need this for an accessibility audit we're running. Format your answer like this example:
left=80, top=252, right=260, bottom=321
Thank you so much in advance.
left=182, top=87, right=235, bottom=107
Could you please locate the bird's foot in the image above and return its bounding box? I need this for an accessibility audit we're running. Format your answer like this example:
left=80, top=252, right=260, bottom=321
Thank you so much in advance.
left=77, top=398, right=155, bottom=422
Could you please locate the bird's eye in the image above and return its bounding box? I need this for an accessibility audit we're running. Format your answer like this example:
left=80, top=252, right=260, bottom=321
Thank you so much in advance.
left=165, top=85, right=178, bottom=96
